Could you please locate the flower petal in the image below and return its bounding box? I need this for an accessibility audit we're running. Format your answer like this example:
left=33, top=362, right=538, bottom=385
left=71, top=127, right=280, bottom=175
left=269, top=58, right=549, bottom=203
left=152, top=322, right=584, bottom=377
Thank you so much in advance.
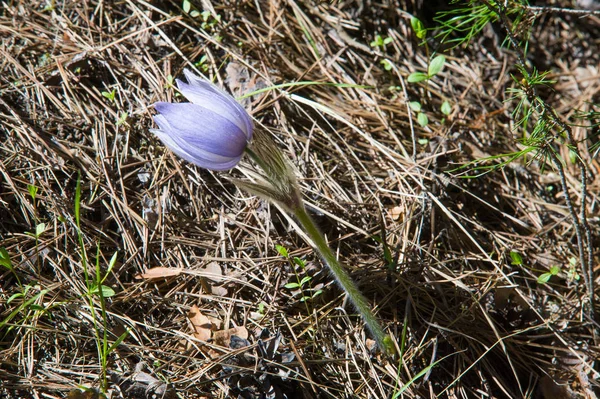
left=180, top=69, right=253, bottom=139
left=153, top=102, right=248, bottom=158
left=151, top=123, right=242, bottom=170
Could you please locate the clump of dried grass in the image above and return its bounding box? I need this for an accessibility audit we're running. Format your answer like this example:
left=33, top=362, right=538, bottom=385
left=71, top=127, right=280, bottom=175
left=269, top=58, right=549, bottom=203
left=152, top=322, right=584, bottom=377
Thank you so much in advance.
left=1, top=1, right=598, bottom=398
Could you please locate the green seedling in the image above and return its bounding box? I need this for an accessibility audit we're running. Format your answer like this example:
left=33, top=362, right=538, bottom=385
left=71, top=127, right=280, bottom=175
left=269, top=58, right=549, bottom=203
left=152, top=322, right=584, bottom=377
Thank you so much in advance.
left=1, top=283, right=52, bottom=340
left=101, top=89, right=116, bottom=102
left=201, top=11, right=221, bottom=29
left=380, top=59, right=394, bottom=71
left=441, top=100, right=452, bottom=116
left=194, top=54, right=210, bottom=72
left=27, top=184, right=38, bottom=202
left=567, top=257, right=580, bottom=282
left=537, top=265, right=560, bottom=284
left=509, top=250, right=523, bottom=266
left=74, top=173, right=125, bottom=392
left=370, top=34, right=393, bottom=50
left=182, top=0, right=200, bottom=17
left=0, top=247, right=21, bottom=287
left=25, top=223, right=46, bottom=240
left=276, top=245, right=322, bottom=303
left=165, top=74, right=174, bottom=89
left=409, top=101, right=429, bottom=127
left=116, top=112, right=128, bottom=126
left=407, top=54, right=446, bottom=83
left=411, top=17, right=426, bottom=40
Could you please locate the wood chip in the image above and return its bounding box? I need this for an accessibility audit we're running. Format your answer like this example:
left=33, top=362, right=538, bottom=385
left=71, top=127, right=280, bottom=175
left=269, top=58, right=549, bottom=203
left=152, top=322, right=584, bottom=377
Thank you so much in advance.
left=188, top=304, right=212, bottom=342
left=135, top=267, right=183, bottom=280
left=213, top=326, right=248, bottom=347
left=390, top=205, right=404, bottom=221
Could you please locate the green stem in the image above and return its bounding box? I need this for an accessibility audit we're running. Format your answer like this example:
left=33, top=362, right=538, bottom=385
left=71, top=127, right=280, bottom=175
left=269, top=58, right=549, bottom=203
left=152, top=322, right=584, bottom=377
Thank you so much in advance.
left=293, top=205, right=395, bottom=355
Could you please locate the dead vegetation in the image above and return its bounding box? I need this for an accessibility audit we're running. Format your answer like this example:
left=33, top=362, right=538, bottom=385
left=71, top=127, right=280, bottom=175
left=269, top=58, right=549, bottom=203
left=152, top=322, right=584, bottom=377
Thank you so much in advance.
left=0, top=0, right=599, bottom=398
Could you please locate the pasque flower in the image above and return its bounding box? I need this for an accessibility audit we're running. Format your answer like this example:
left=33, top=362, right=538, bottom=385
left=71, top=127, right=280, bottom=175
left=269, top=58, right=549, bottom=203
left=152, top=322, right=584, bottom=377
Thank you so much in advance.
left=151, top=69, right=253, bottom=170
left=151, top=69, right=395, bottom=355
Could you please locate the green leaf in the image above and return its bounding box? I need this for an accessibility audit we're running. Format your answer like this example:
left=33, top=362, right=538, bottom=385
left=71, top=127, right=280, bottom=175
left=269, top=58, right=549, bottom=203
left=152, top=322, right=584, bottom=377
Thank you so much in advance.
left=418, top=138, right=429, bottom=145
left=284, top=282, right=300, bottom=289
left=275, top=245, right=288, bottom=258
left=409, top=101, right=422, bottom=112
left=549, top=265, right=560, bottom=275
left=380, top=59, right=393, bottom=71
left=182, top=0, right=191, bottom=13
left=569, top=149, right=578, bottom=164
left=383, top=37, right=393, bottom=45
left=293, top=257, right=305, bottom=268
left=102, top=252, right=118, bottom=284
left=107, top=328, right=130, bottom=354
left=441, top=100, right=452, bottom=115
left=407, top=72, right=428, bottom=83
left=510, top=251, right=523, bottom=265
left=428, top=55, right=446, bottom=76
left=392, top=354, right=451, bottom=397
left=90, top=284, right=115, bottom=297
left=7, top=292, right=23, bottom=305
left=537, top=273, right=552, bottom=284
left=27, top=184, right=38, bottom=200
left=35, top=223, right=46, bottom=238
left=312, top=290, right=323, bottom=298
left=410, top=17, right=426, bottom=39
left=300, top=276, right=312, bottom=286
left=116, top=112, right=128, bottom=126
left=190, top=10, right=200, bottom=18
left=0, top=247, right=12, bottom=270
left=74, top=173, right=82, bottom=228
left=101, top=90, right=115, bottom=102
left=417, top=112, right=428, bottom=127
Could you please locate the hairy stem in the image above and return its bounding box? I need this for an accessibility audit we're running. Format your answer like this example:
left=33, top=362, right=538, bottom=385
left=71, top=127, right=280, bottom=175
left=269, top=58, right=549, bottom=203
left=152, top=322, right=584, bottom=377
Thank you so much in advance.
left=292, top=205, right=395, bottom=355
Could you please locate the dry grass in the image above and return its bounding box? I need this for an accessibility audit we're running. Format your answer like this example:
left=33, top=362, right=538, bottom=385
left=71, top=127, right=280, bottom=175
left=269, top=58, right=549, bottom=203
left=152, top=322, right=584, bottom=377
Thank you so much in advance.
left=1, top=0, right=599, bottom=398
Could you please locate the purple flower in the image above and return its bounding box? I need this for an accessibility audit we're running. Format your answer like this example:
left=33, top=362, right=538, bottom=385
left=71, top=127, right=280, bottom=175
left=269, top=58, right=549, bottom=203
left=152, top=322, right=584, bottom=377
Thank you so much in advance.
left=151, top=69, right=253, bottom=170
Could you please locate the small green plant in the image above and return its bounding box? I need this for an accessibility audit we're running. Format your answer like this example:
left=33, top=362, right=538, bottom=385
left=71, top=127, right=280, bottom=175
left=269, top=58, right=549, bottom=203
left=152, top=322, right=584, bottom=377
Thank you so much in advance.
left=441, top=100, right=452, bottom=116
left=409, top=101, right=429, bottom=127
left=200, top=10, right=221, bottom=30
left=194, top=54, right=210, bottom=72
left=1, top=283, right=52, bottom=339
left=537, top=265, right=560, bottom=284
left=380, top=59, right=394, bottom=71
left=101, top=89, right=116, bottom=102
left=407, top=54, right=446, bottom=83
left=165, top=74, right=175, bottom=89
left=372, top=217, right=397, bottom=272
left=509, top=250, right=523, bottom=266
left=116, top=112, right=128, bottom=126
left=566, top=257, right=580, bottom=283
left=410, top=17, right=426, bottom=40
left=0, top=247, right=21, bottom=288
left=370, top=34, right=393, bottom=50
left=27, top=184, right=38, bottom=202
left=276, top=244, right=322, bottom=303
left=182, top=0, right=200, bottom=17
left=25, top=223, right=46, bottom=240
left=74, top=173, right=127, bottom=392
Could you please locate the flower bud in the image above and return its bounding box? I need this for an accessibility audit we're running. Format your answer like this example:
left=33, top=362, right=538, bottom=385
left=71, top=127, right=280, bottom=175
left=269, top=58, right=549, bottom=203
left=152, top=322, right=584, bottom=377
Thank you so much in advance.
left=151, top=69, right=253, bottom=170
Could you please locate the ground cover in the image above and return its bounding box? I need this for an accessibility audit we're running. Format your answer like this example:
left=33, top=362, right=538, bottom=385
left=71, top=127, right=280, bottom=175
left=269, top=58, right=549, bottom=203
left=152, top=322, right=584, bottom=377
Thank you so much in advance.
left=1, top=0, right=599, bottom=398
